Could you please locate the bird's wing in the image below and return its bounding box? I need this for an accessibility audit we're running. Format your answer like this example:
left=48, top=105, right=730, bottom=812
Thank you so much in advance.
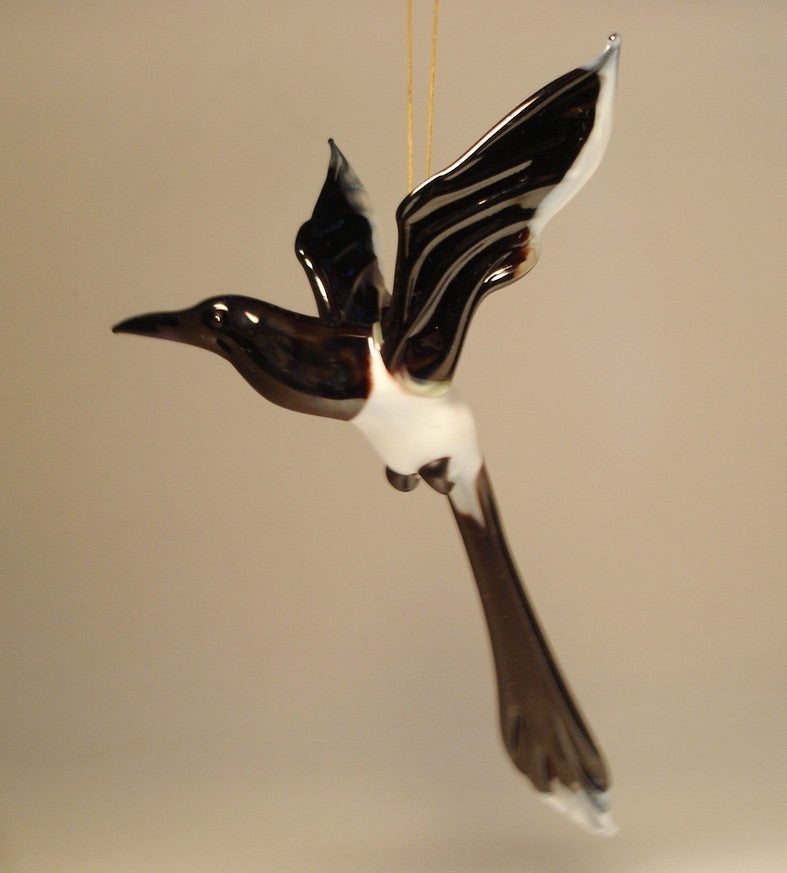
left=295, top=140, right=390, bottom=326
left=448, top=464, right=615, bottom=835
left=383, top=35, right=620, bottom=383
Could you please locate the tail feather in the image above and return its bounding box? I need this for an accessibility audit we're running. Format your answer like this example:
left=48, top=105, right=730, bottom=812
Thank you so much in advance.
left=448, top=464, right=615, bottom=834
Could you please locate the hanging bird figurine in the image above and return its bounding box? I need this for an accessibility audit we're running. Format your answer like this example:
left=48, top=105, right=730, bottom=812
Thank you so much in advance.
left=114, top=35, right=621, bottom=834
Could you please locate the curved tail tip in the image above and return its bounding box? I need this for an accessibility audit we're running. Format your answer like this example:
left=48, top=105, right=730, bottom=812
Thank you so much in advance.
left=541, top=784, right=618, bottom=836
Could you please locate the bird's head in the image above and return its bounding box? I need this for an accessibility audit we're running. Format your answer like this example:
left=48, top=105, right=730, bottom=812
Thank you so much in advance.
left=112, top=296, right=267, bottom=360
left=113, top=295, right=371, bottom=420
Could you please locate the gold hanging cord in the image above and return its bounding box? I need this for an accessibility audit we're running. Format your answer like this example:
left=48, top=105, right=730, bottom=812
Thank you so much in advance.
left=406, top=0, right=440, bottom=191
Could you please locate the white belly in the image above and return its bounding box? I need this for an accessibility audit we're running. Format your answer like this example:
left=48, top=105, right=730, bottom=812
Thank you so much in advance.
left=351, top=331, right=484, bottom=520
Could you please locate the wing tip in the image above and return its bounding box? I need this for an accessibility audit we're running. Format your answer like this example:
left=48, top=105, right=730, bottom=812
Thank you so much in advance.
left=326, top=138, right=344, bottom=175
left=587, top=32, right=622, bottom=76
left=540, top=782, right=618, bottom=836
left=604, top=33, right=622, bottom=77
left=603, top=32, right=622, bottom=60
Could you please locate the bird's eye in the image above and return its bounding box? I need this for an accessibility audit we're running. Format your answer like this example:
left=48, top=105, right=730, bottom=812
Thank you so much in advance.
left=209, top=301, right=229, bottom=326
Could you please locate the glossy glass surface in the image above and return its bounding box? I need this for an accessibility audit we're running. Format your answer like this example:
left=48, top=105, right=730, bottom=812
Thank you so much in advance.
left=295, top=139, right=389, bottom=326
left=383, top=40, right=617, bottom=382
left=114, top=296, right=371, bottom=420
left=114, top=36, right=620, bottom=832
left=451, top=465, right=612, bottom=831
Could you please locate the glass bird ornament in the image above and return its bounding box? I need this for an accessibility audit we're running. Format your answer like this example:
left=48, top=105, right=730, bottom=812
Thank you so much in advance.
left=114, top=35, right=621, bottom=834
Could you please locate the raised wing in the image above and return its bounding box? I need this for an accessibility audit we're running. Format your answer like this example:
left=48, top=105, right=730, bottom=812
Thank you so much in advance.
left=383, top=35, right=620, bottom=383
left=295, top=140, right=390, bottom=326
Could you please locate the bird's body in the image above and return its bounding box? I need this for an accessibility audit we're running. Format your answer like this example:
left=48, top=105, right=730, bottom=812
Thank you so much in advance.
left=114, top=36, right=621, bottom=834
left=352, top=327, right=484, bottom=518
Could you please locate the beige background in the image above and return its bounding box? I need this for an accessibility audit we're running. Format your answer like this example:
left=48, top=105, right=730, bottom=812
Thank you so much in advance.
left=2, top=2, right=785, bottom=871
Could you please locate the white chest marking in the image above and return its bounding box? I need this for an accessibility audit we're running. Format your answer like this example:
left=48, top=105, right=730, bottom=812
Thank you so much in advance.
left=351, top=331, right=484, bottom=521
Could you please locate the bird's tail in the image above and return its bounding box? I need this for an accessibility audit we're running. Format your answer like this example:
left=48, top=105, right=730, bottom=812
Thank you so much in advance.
left=448, top=464, right=615, bottom=834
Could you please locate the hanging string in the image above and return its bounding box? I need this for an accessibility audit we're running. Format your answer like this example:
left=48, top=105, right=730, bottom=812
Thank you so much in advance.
left=406, top=0, right=440, bottom=191
left=406, top=0, right=414, bottom=192
left=425, top=0, right=439, bottom=179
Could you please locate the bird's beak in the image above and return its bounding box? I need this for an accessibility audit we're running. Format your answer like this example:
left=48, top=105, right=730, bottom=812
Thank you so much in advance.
left=112, top=310, right=186, bottom=340
left=112, top=307, right=220, bottom=356
left=113, top=305, right=231, bottom=359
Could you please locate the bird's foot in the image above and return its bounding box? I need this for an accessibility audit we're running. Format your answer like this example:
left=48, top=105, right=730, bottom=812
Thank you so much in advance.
left=385, top=457, right=454, bottom=495
left=385, top=467, right=420, bottom=492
